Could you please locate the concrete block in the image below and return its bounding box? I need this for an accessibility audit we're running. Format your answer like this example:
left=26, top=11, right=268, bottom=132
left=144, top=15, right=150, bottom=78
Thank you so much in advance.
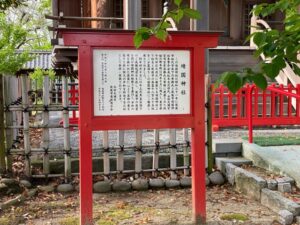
left=261, top=188, right=300, bottom=216
left=212, top=139, right=242, bottom=154
left=225, top=163, right=237, bottom=186
left=234, top=167, right=266, bottom=201
left=278, top=183, right=292, bottom=193
left=295, top=216, right=300, bottom=224
left=278, top=210, right=294, bottom=225
left=277, top=177, right=295, bottom=185
left=226, top=152, right=242, bottom=157
left=216, top=157, right=252, bottom=173
left=267, top=179, right=278, bottom=190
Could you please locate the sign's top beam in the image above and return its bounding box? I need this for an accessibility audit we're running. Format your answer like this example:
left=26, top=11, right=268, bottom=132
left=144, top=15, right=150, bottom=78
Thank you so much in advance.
left=57, top=28, right=222, bottom=48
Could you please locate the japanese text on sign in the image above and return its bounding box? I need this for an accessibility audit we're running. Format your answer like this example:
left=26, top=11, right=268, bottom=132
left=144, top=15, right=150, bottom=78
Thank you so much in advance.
left=93, top=50, right=190, bottom=116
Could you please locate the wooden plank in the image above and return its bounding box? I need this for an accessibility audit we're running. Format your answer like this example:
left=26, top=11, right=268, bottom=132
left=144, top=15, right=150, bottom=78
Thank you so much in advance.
left=21, top=75, right=31, bottom=177
left=62, top=76, right=71, bottom=181
left=169, top=129, right=177, bottom=179
left=103, top=131, right=110, bottom=176
left=135, top=130, right=143, bottom=178
left=152, top=129, right=160, bottom=177
left=117, top=130, right=124, bottom=178
left=42, top=76, right=50, bottom=177
left=183, top=128, right=190, bottom=176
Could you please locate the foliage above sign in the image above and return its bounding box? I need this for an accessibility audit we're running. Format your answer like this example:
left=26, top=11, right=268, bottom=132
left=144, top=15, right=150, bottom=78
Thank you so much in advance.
left=134, top=0, right=201, bottom=48
left=216, top=0, right=300, bottom=93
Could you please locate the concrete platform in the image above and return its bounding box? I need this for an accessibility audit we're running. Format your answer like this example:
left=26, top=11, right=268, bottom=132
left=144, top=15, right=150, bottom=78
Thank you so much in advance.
left=243, top=142, right=300, bottom=188
left=215, top=157, right=252, bottom=173
left=212, top=138, right=243, bottom=153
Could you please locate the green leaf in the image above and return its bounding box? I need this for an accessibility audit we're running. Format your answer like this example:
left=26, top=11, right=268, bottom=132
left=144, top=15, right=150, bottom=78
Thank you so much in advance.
left=250, top=73, right=268, bottom=90
left=215, top=72, right=231, bottom=89
left=183, top=8, right=202, bottom=20
left=225, top=72, right=243, bottom=94
left=142, top=32, right=150, bottom=40
left=293, top=64, right=300, bottom=76
left=155, top=29, right=168, bottom=41
left=262, top=63, right=281, bottom=79
left=253, top=32, right=266, bottom=47
left=160, top=21, right=171, bottom=30
left=272, top=56, right=286, bottom=70
left=174, top=0, right=182, bottom=6
left=133, top=32, right=143, bottom=48
left=174, top=9, right=184, bottom=23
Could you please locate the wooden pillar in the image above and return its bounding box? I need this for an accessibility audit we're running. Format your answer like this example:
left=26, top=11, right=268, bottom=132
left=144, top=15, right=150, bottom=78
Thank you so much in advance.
left=62, top=76, right=72, bottom=182
left=21, top=75, right=31, bottom=178
left=190, top=0, right=209, bottom=31
left=149, top=0, right=163, bottom=27
left=42, top=76, right=50, bottom=178
left=230, top=0, right=243, bottom=40
left=124, top=0, right=142, bottom=29
left=3, top=76, right=17, bottom=172
left=91, top=0, right=113, bottom=28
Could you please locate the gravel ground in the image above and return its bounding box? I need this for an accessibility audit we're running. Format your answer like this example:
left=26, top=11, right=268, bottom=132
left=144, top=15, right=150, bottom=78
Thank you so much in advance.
left=0, top=186, right=278, bottom=225
left=212, top=127, right=300, bottom=140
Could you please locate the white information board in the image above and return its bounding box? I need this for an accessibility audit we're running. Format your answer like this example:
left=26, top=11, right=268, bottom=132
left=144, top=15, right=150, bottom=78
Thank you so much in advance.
left=93, top=49, right=190, bottom=116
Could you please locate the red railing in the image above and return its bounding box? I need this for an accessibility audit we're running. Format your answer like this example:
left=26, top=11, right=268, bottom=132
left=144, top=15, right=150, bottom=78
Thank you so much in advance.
left=60, top=84, right=79, bottom=127
left=68, top=84, right=79, bottom=125
left=212, top=84, right=300, bottom=142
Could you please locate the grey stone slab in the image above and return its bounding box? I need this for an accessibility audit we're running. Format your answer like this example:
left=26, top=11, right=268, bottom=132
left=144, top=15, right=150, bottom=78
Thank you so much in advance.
left=216, top=157, right=252, bottom=173
left=278, top=183, right=292, bottom=193
left=226, top=152, right=242, bottom=157
left=278, top=210, right=294, bottom=225
left=277, top=177, right=295, bottom=185
left=242, top=143, right=300, bottom=189
left=234, top=167, right=267, bottom=201
left=261, top=188, right=300, bottom=216
left=212, top=139, right=242, bottom=154
left=295, top=216, right=300, bottom=224
left=225, top=163, right=237, bottom=186
left=267, top=179, right=278, bottom=190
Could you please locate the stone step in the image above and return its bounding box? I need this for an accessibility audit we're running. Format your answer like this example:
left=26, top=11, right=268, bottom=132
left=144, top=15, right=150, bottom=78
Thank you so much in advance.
left=215, top=157, right=252, bottom=173
left=212, top=138, right=243, bottom=154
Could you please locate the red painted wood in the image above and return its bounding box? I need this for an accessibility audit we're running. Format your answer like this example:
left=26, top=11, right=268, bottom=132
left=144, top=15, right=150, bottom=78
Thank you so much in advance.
left=59, top=30, right=220, bottom=225
left=248, top=85, right=254, bottom=143
left=78, top=46, right=93, bottom=225
left=211, top=84, right=300, bottom=131
left=237, top=89, right=241, bottom=118
left=191, top=47, right=206, bottom=223
left=279, top=84, right=284, bottom=117
left=262, top=89, right=266, bottom=118
left=228, top=89, right=232, bottom=119
left=219, top=85, right=224, bottom=120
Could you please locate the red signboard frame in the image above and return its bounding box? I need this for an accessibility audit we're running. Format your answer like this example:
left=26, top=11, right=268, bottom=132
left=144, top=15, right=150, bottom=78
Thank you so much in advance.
left=60, top=29, right=220, bottom=225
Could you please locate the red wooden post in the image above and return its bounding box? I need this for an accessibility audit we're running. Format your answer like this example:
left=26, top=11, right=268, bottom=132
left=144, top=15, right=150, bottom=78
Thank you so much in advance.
left=191, top=47, right=206, bottom=224
left=78, top=46, right=93, bottom=225
left=248, top=85, right=254, bottom=143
